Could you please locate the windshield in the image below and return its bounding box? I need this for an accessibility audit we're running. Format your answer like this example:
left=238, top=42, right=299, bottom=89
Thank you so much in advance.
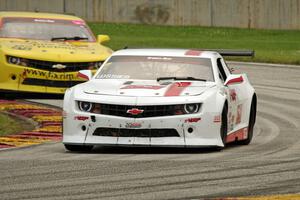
left=0, top=17, right=95, bottom=41
left=96, top=55, right=214, bottom=81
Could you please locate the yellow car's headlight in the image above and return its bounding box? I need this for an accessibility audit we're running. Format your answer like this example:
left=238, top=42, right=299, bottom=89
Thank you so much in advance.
left=7, top=56, right=28, bottom=67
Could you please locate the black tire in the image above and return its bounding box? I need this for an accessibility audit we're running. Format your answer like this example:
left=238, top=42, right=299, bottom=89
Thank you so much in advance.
left=240, top=96, right=257, bottom=145
left=64, top=144, right=93, bottom=152
left=220, top=103, right=228, bottom=147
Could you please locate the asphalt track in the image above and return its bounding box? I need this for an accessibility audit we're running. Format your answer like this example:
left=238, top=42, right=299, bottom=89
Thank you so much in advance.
left=0, top=62, right=300, bottom=200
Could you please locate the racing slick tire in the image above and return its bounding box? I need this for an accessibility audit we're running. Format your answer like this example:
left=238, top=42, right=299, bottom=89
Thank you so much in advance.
left=64, top=144, right=94, bottom=152
left=240, top=95, right=257, bottom=145
left=220, top=103, right=228, bottom=148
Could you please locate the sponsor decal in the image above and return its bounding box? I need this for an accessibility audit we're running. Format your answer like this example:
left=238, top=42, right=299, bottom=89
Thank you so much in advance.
left=164, top=82, right=191, bottom=96
left=147, top=56, right=172, bottom=61
left=23, top=69, right=75, bottom=80
left=185, top=118, right=201, bottom=123
left=121, top=85, right=165, bottom=90
left=236, top=104, right=242, bottom=124
left=74, top=116, right=89, bottom=121
left=98, top=74, right=130, bottom=79
left=213, top=115, right=221, bottom=123
left=229, top=89, right=237, bottom=102
left=21, top=41, right=82, bottom=50
left=21, top=70, right=27, bottom=79
left=125, top=122, right=142, bottom=128
left=34, top=19, right=55, bottom=23
left=226, top=127, right=248, bottom=143
left=11, top=45, right=32, bottom=51
left=127, top=108, right=144, bottom=115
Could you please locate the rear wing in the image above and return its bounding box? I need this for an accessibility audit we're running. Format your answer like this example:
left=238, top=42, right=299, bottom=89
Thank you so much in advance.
left=201, top=49, right=255, bottom=57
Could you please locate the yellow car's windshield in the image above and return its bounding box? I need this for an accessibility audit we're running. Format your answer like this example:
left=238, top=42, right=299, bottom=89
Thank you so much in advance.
left=0, top=17, right=95, bottom=41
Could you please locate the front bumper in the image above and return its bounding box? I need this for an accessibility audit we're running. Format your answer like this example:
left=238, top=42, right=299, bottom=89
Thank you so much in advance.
left=0, top=62, right=91, bottom=94
left=63, top=111, right=224, bottom=147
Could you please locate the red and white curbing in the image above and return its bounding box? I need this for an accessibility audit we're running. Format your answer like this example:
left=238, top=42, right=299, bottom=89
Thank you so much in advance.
left=0, top=100, right=62, bottom=149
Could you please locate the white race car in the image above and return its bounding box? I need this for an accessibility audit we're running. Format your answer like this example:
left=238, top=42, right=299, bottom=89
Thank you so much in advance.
left=63, top=48, right=257, bottom=151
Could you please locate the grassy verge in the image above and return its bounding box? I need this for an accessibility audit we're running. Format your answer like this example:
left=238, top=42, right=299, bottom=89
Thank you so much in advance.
left=89, top=23, right=300, bottom=65
left=0, top=113, right=23, bottom=136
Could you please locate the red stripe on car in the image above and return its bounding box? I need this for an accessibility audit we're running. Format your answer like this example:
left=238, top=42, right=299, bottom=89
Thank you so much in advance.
left=185, top=50, right=202, bottom=56
left=77, top=72, right=89, bottom=80
left=164, top=82, right=191, bottom=96
left=225, top=76, right=244, bottom=86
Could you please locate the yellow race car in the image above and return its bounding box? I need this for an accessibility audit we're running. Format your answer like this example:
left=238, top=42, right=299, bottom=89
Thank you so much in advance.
left=0, top=11, right=112, bottom=97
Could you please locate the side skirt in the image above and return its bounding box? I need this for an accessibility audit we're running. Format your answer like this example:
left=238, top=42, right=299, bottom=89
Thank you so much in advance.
left=226, top=127, right=248, bottom=143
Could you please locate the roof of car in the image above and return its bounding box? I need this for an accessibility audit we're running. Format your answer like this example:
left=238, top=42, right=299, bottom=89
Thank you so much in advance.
left=112, top=48, right=220, bottom=58
left=0, top=11, right=83, bottom=21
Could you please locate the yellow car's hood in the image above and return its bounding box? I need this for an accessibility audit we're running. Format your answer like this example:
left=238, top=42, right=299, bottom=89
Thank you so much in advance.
left=0, top=38, right=112, bottom=62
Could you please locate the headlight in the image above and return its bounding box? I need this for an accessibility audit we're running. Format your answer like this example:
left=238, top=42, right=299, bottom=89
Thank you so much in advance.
left=78, top=101, right=94, bottom=112
left=183, top=103, right=200, bottom=114
left=7, top=56, right=28, bottom=67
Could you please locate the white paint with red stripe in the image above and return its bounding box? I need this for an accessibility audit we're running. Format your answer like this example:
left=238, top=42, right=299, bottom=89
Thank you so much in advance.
left=64, top=48, right=256, bottom=148
left=82, top=80, right=213, bottom=97
left=164, top=82, right=192, bottom=96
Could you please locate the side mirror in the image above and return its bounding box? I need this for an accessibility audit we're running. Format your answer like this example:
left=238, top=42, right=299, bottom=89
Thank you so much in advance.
left=77, top=70, right=92, bottom=81
left=224, top=74, right=243, bottom=86
left=97, top=34, right=110, bottom=44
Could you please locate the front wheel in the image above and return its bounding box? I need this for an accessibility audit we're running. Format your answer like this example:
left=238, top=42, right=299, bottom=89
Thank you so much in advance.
left=64, top=144, right=93, bottom=152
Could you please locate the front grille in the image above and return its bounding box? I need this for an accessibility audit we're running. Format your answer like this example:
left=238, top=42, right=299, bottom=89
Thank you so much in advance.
left=7, top=56, right=101, bottom=72
left=25, top=59, right=95, bottom=72
left=95, top=104, right=183, bottom=118
left=93, top=128, right=180, bottom=137
left=22, top=78, right=84, bottom=88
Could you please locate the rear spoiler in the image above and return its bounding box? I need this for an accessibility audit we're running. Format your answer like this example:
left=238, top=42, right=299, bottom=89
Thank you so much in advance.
left=201, top=49, right=255, bottom=57
left=123, top=47, right=255, bottom=57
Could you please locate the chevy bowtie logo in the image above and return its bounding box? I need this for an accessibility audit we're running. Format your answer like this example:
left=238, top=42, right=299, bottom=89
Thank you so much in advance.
left=127, top=108, right=144, bottom=115
left=52, top=64, right=66, bottom=69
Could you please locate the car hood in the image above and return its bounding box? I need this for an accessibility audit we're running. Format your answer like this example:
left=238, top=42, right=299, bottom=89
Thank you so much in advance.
left=0, top=38, right=112, bottom=62
left=81, top=79, right=216, bottom=97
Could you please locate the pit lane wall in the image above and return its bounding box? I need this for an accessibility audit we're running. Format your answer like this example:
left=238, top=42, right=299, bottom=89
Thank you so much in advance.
left=1, top=0, right=300, bottom=30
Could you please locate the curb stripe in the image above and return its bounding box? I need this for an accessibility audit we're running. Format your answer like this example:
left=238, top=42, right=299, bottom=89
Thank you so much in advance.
left=0, top=100, right=62, bottom=149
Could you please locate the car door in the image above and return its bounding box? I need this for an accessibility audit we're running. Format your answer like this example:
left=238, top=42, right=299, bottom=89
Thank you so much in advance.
left=216, top=57, right=243, bottom=132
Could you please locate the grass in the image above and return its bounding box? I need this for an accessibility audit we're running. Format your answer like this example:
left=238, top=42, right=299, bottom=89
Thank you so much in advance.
left=0, top=113, right=23, bottom=136
left=89, top=23, right=300, bottom=65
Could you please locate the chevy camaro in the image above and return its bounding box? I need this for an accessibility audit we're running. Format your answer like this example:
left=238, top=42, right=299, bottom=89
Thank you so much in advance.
left=0, top=11, right=112, bottom=97
left=63, top=48, right=257, bottom=151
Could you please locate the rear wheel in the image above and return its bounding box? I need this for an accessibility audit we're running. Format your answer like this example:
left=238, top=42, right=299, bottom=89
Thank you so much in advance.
left=220, top=104, right=228, bottom=147
left=240, top=96, right=257, bottom=145
left=64, top=144, right=93, bottom=152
